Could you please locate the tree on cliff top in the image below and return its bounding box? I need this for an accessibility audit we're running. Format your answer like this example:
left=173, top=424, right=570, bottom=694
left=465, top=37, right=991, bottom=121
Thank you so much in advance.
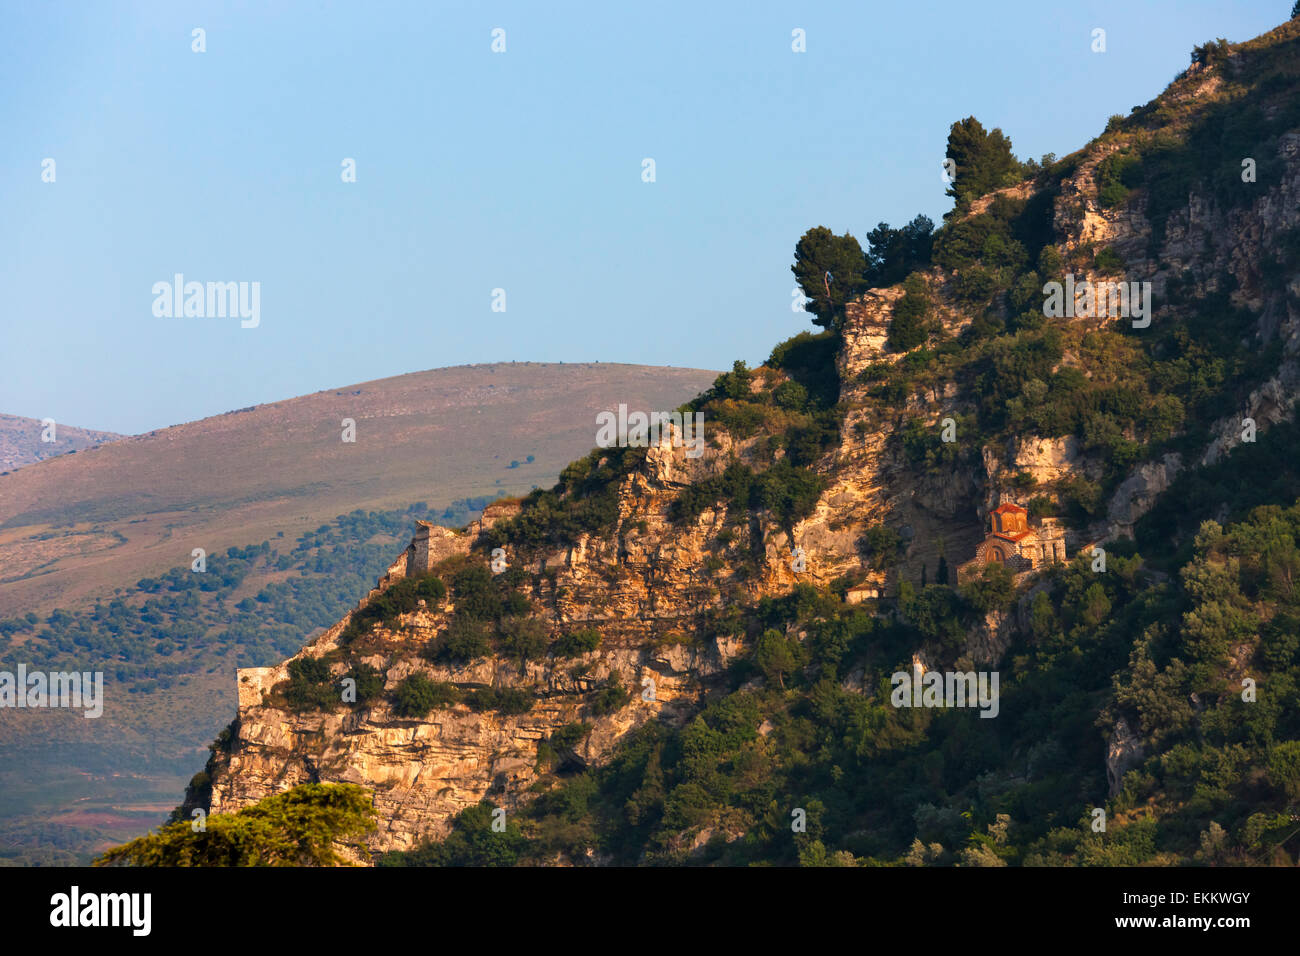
left=792, top=226, right=867, bottom=329
left=94, top=783, right=376, bottom=866
left=944, top=116, right=1025, bottom=214
left=865, top=215, right=935, bottom=288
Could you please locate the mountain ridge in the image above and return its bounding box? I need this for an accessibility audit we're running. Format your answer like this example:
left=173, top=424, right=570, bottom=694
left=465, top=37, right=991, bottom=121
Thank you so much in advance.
left=148, top=18, right=1300, bottom=865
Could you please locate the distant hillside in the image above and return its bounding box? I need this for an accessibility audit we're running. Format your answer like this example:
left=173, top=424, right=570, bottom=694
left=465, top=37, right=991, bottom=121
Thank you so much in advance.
left=0, top=362, right=718, bottom=619
left=0, top=414, right=123, bottom=473
left=0, top=360, right=717, bottom=865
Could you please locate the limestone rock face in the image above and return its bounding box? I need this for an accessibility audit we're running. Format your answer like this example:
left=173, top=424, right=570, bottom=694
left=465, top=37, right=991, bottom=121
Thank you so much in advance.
left=840, top=288, right=902, bottom=377
left=1107, top=454, right=1183, bottom=537
left=1106, top=717, right=1146, bottom=797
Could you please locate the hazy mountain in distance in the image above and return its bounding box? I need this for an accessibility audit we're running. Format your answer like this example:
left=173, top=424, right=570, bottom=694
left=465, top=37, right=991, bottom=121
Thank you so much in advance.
left=0, top=360, right=718, bottom=864
left=0, top=361, right=719, bottom=619
left=0, top=414, right=124, bottom=473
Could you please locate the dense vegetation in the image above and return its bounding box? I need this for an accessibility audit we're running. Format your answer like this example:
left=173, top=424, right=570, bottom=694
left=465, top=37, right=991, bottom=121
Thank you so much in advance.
left=384, top=494, right=1300, bottom=866
left=0, top=496, right=500, bottom=691
left=381, top=22, right=1300, bottom=867
left=96, top=783, right=375, bottom=866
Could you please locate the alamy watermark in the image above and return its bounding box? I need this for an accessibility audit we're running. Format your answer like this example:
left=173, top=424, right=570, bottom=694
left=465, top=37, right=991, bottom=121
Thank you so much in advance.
left=0, top=665, right=103, bottom=718
left=1043, top=273, right=1151, bottom=328
left=50, top=886, right=150, bottom=936
left=152, top=274, right=260, bottom=328
left=890, top=664, right=999, bottom=718
left=595, top=404, right=705, bottom=458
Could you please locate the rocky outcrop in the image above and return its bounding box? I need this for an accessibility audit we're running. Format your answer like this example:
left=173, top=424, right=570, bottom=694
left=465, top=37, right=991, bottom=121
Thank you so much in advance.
left=1107, top=454, right=1183, bottom=538
left=188, top=37, right=1300, bottom=861
left=1106, top=717, right=1146, bottom=797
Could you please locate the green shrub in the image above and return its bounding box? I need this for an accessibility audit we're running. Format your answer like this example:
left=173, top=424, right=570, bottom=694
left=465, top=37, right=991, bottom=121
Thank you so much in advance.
left=554, top=627, right=602, bottom=658
left=1093, top=246, right=1127, bottom=273
left=589, top=678, right=631, bottom=716
left=858, top=525, right=904, bottom=570
left=340, top=572, right=446, bottom=643
left=773, top=380, right=809, bottom=410
left=497, top=616, right=549, bottom=663
left=550, top=722, right=592, bottom=752
left=452, top=565, right=501, bottom=619
left=427, top=616, right=491, bottom=663
left=343, top=663, right=385, bottom=706
left=962, top=562, right=1016, bottom=612
left=284, top=656, right=338, bottom=712
left=1267, top=741, right=1300, bottom=800
left=1096, top=150, right=1143, bottom=208
left=392, top=673, right=459, bottom=717
left=290, top=656, right=331, bottom=684
left=756, top=628, right=804, bottom=689
left=96, top=783, right=376, bottom=867
left=377, top=801, right=525, bottom=867
left=887, top=274, right=930, bottom=351
left=953, top=266, right=999, bottom=304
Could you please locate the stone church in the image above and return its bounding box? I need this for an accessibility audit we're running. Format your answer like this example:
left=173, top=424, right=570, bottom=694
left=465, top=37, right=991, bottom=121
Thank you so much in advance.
left=957, top=502, right=1067, bottom=581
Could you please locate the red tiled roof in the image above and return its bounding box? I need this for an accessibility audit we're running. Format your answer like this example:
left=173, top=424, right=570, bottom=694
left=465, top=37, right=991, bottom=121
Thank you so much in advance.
left=991, top=530, right=1034, bottom=542
left=992, top=503, right=1027, bottom=514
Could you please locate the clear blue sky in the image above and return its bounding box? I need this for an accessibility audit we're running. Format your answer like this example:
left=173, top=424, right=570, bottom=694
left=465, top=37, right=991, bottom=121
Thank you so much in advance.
left=1, top=0, right=1288, bottom=434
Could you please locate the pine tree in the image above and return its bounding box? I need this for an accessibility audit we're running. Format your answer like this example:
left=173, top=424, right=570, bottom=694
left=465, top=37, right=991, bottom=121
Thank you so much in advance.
left=944, top=116, right=1025, bottom=213
left=792, top=226, right=867, bottom=328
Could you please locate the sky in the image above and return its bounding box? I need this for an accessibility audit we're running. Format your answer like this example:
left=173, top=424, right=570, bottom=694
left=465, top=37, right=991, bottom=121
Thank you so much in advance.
left=0, top=0, right=1289, bottom=435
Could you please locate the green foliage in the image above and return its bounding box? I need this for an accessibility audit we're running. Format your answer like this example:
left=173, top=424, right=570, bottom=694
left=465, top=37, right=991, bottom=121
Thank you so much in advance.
left=1190, top=38, right=1231, bottom=66
left=392, top=673, right=460, bottom=717
left=1267, top=741, right=1300, bottom=800
left=589, top=678, right=631, bottom=716
left=944, top=116, right=1029, bottom=211
left=858, top=524, right=904, bottom=571
left=553, top=627, right=601, bottom=658
left=1093, top=246, right=1126, bottom=273
left=551, top=722, right=593, bottom=753
left=451, top=565, right=500, bottom=619
left=426, top=615, right=492, bottom=663
left=340, top=571, right=446, bottom=644
left=756, top=628, right=805, bottom=689
left=1095, top=150, right=1143, bottom=208
left=671, top=460, right=825, bottom=537
left=752, top=461, right=827, bottom=533
left=773, top=379, right=809, bottom=410
left=343, top=663, right=385, bottom=706
left=485, top=447, right=631, bottom=552
left=887, top=274, right=931, bottom=351
left=898, top=417, right=963, bottom=473
left=791, top=227, right=867, bottom=328
left=497, top=615, right=549, bottom=663
left=378, top=801, right=525, bottom=867
left=767, top=330, right=840, bottom=408
left=283, top=656, right=338, bottom=712
left=931, top=191, right=1052, bottom=318
left=865, top=215, right=935, bottom=288
left=95, top=784, right=375, bottom=867
left=465, top=686, right=535, bottom=715
left=962, top=562, right=1015, bottom=613
left=901, top=585, right=967, bottom=650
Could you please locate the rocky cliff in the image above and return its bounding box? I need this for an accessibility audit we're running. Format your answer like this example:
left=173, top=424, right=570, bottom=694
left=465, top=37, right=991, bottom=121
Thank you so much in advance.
left=179, top=20, right=1300, bottom=863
